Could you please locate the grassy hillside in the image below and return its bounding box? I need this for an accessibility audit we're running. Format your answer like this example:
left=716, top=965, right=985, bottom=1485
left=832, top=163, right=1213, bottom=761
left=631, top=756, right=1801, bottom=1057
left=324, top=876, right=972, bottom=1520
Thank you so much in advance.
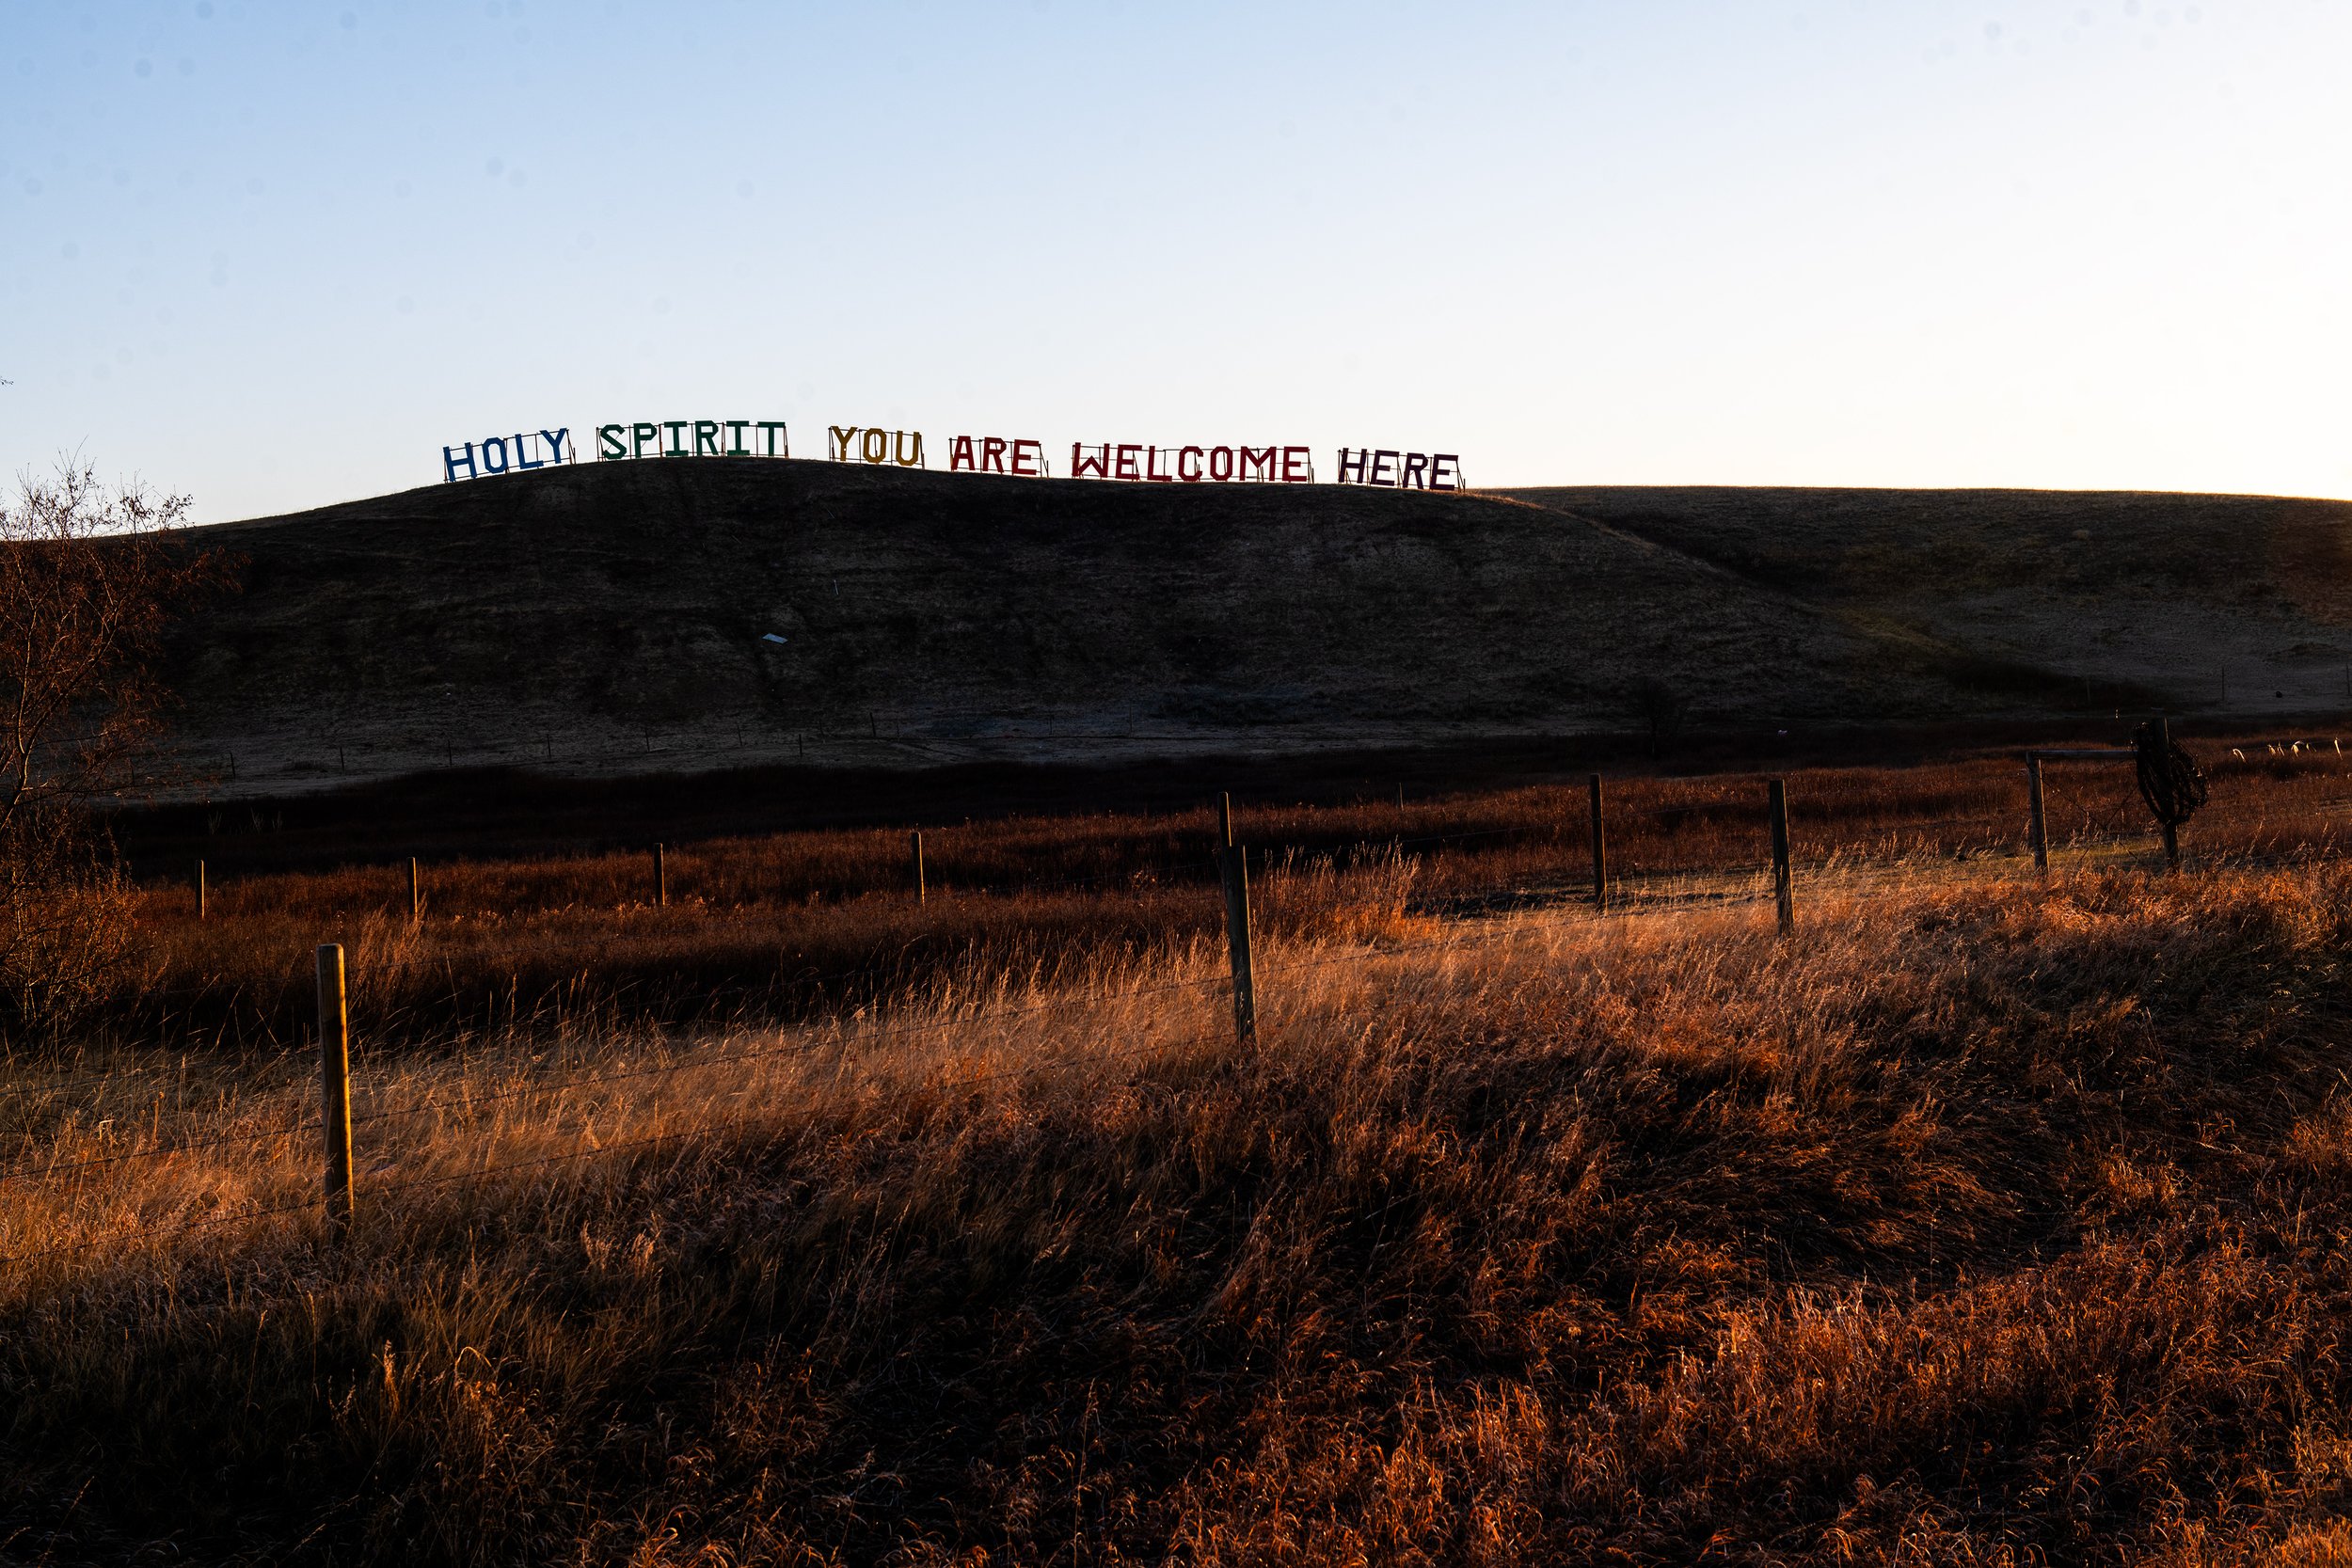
left=1505, top=485, right=2352, bottom=717
left=152, top=465, right=2352, bottom=793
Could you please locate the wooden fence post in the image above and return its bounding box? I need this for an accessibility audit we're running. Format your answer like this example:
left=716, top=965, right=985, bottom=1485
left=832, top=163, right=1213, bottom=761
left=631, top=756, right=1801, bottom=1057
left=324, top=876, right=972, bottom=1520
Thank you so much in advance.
left=2026, top=753, right=2048, bottom=874
left=655, top=843, right=668, bottom=908
left=316, top=943, right=355, bottom=1243
left=911, top=831, right=926, bottom=904
left=408, top=857, right=421, bottom=924
left=1768, top=779, right=1793, bottom=935
left=2152, top=717, right=2180, bottom=869
left=1219, top=792, right=1257, bottom=1044
left=197, top=859, right=207, bottom=921
left=1588, top=773, right=1608, bottom=911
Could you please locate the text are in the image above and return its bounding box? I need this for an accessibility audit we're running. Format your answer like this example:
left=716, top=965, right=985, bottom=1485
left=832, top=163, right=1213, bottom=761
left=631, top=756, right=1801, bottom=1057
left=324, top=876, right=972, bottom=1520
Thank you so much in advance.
left=949, top=436, right=1050, bottom=477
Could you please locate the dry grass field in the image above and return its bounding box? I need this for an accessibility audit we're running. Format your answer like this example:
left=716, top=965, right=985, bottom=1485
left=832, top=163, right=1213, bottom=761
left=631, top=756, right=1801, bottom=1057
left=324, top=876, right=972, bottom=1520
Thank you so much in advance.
left=10, top=739, right=2352, bottom=1562
left=71, top=732, right=2352, bottom=1053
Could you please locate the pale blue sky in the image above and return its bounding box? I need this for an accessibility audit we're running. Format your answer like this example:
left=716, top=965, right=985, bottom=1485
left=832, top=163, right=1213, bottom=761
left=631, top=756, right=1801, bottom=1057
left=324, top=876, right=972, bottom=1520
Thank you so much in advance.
left=4, top=0, right=2347, bottom=522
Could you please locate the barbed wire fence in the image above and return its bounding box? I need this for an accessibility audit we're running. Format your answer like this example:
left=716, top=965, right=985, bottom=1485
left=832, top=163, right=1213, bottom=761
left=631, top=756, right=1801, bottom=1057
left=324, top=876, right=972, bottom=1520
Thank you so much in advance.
left=10, top=746, right=2352, bottom=1275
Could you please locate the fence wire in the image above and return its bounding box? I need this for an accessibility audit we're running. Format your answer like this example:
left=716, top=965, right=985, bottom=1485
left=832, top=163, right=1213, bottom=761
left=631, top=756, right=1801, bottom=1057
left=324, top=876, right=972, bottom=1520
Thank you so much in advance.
left=12, top=784, right=2352, bottom=1272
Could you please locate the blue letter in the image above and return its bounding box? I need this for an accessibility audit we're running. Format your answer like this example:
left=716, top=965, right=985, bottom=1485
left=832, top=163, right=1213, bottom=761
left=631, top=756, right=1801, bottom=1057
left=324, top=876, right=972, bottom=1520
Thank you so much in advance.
left=443, top=442, right=477, bottom=482
left=516, top=432, right=547, bottom=471
left=481, top=436, right=510, bottom=475
left=544, top=428, right=571, bottom=464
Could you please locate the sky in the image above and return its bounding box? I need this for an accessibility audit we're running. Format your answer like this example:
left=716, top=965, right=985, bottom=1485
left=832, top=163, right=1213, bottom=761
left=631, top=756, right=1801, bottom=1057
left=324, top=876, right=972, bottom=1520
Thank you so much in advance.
left=3, top=0, right=2347, bottom=523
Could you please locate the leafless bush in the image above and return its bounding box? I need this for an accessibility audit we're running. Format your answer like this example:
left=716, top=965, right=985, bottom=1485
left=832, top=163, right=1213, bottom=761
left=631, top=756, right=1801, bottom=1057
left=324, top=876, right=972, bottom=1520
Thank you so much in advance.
left=0, top=459, right=226, bottom=1038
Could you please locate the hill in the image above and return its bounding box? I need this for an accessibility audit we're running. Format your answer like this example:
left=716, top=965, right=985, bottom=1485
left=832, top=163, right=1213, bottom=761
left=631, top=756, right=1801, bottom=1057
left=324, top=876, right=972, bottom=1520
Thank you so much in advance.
left=152, top=463, right=2352, bottom=791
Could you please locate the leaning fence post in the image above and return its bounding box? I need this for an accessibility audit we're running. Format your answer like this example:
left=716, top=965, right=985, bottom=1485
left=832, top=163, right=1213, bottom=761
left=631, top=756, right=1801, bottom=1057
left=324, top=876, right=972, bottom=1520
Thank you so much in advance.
left=2026, top=753, right=2049, bottom=874
left=655, top=843, right=668, bottom=908
left=1588, top=773, right=1608, bottom=911
left=911, top=831, right=926, bottom=904
left=316, top=943, right=355, bottom=1243
left=1768, top=779, right=1794, bottom=934
left=1218, top=792, right=1257, bottom=1044
left=197, top=859, right=207, bottom=921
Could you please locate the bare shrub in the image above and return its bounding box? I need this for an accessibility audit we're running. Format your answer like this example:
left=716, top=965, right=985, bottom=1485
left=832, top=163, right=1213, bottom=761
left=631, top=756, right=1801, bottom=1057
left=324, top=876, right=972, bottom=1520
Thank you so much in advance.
left=0, top=460, right=225, bottom=1039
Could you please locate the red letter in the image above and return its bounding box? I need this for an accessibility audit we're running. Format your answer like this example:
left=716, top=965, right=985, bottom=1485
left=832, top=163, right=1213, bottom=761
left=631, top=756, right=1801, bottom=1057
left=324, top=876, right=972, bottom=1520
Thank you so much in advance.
left=1239, top=446, right=1276, bottom=481
left=1369, top=450, right=1398, bottom=486
left=1281, top=446, right=1311, bottom=483
left=1209, top=446, right=1234, bottom=482
left=1115, top=444, right=1142, bottom=480
left=1430, top=453, right=1460, bottom=491
left=1177, top=446, right=1205, bottom=482
left=1402, top=452, right=1429, bottom=489
left=1146, top=446, right=1175, bottom=482
left=982, top=436, right=1008, bottom=473
left=1011, top=439, right=1042, bottom=477
left=950, top=436, right=977, bottom=472
left=1072, top=443, right=1109, bottom=479
left=1336, top=448, right=1368, bottom=483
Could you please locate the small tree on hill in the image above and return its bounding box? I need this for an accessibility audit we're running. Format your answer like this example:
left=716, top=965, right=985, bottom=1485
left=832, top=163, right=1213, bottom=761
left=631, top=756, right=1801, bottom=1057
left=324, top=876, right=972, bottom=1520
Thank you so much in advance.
left=1632, top=676, right=1688, bottom=759
left=0, top=460, right=227, bottom=1037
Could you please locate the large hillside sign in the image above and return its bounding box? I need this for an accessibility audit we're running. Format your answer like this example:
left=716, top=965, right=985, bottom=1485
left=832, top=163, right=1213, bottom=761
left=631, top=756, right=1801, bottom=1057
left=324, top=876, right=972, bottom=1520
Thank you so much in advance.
left=440, top=417, right=1463, bottom=491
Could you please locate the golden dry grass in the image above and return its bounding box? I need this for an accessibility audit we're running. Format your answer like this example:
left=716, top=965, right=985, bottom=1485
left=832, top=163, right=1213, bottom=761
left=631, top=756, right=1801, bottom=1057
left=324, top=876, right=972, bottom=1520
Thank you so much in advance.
left=72, top=735, right=2352, bottom=1061
left=12, top=832, right=2352, bottom=1560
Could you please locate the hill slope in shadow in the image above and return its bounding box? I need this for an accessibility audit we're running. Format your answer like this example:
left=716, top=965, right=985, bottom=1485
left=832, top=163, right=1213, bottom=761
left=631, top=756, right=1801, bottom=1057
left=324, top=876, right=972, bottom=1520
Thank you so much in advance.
left=151, top=464, right=2352, bottom=790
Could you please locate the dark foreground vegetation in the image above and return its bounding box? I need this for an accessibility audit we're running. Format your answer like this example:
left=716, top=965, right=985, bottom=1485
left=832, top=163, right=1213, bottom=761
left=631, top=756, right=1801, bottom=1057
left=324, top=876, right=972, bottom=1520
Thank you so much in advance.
left=11, top=858, right=2352, bottom=1562
left=11, top=743, right=2352, bottom=1562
